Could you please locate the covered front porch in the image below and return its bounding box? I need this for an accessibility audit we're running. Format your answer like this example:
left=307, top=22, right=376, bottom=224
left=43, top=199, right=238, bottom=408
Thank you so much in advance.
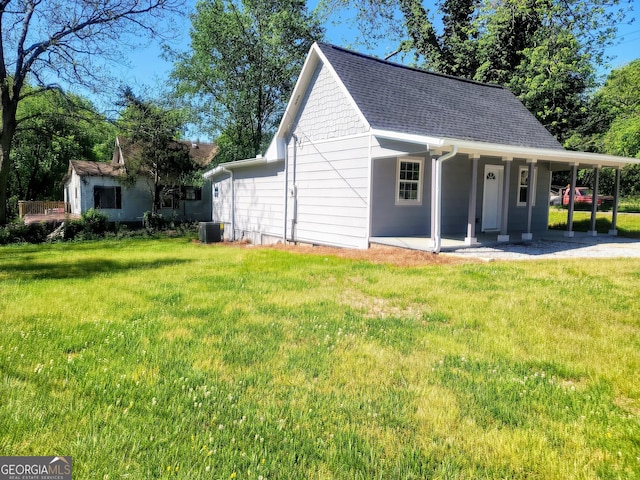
left=369, top=132, right=640, bottom=254
left=429, top=147, right=630, bottom=252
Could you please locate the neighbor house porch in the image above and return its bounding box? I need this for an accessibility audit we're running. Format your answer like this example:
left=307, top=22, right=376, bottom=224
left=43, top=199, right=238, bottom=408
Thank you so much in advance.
left=18, top=201, right=79, bottom=224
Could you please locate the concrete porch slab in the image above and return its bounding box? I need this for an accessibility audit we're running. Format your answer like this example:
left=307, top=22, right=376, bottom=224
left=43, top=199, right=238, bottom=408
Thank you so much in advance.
left=370, top=230, right=640, bottom=259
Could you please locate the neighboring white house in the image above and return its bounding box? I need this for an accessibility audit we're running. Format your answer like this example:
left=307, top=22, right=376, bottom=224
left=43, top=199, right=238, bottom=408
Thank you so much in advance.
left=64, top=138, right=216, bottom=223
left=204, top=42, right=640, bottom=251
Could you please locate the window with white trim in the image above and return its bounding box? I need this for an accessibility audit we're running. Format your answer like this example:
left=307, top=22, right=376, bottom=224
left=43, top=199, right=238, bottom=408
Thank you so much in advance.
left=396, top=157, right=423, bottom=205
left=517, top=166, right=537, bottom=207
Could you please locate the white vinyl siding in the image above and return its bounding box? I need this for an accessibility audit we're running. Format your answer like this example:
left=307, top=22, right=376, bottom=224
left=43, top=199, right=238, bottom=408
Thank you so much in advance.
left=235, top=168, right=284, bottom=238
left=211, top=177, right=232, bottom=225
left=212, top=163, right=285, bottom=242
left=208, top=56, right=371, bottom=248
left=287, top=135, right=370, bottom=249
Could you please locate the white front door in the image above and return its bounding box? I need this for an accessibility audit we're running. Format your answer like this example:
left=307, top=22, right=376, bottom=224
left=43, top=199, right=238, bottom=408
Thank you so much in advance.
left=482, top=165, right=504, bottom=231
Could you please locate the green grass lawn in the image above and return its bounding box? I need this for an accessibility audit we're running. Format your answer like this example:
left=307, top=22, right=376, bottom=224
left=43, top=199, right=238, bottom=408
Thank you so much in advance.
left=549, top=208, right=640, bottom=238
left=1, top=238, right=639, bottom=479
left=619, top=196, right=640, bottom=213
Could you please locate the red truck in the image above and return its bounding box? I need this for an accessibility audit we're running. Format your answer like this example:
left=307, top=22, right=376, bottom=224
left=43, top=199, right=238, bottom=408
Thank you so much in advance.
left=562, top=186, right=614, bottom=209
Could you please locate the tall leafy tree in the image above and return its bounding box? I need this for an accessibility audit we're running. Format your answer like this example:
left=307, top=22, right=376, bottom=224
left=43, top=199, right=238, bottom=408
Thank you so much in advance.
left=118, top=88, right=196, bottom=214
left=170, top=0, right=323, bottom=164
left=0, top=0, right=186, bottom=224
left=9, top=88, right=115, bottom=208
left=567, top=59, right=640, bottom=195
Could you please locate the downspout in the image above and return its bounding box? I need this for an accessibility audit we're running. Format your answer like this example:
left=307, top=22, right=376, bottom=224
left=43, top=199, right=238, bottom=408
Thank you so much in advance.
left=221, top=166, right=234, bottom=241
left=432, top=146, right=459, bottom=254
left=283, top=138, right=289, bottom=242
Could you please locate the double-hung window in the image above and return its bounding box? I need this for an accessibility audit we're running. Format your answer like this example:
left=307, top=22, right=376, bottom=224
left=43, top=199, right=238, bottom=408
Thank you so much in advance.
left=396, top=157, right=423, bottom=205
left=517, top=166, right=537, bottom=207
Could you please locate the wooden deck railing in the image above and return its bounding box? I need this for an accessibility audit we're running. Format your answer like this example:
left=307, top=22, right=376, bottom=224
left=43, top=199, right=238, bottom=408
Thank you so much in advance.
left=18, top=201, right=71, bottom=218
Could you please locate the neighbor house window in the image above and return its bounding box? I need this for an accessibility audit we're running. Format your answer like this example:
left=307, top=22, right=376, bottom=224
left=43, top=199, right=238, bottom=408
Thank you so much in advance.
left=94, top=186, right=121, bottom=209
left=517, top=166, right=537, bottom=207
left=214, top=184, right=220, bottom=200
left=160, top=188, right=178, bottom=209
left=181, top=186, right=202, bottom=201
left=396, top=157, right=423, bottom=204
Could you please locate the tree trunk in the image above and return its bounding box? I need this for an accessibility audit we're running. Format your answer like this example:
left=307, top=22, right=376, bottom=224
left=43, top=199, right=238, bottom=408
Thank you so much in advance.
left=0, top=101, right=18, bottom=225
left=153, top=166, right=160, bottom=214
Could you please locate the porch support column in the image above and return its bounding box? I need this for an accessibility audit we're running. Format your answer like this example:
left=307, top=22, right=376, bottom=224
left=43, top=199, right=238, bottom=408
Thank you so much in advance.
left=522, top=159, right=536, bottom=241
left=609, top=167, right=620, bottom=236
left=587, top=165, right=601, bottom=236
left=465, top=154, right=479, bottom=245
left=565, top=163, right=579, bottom=238
left=430, top=154, right=438, bottom=247
left=498, top=157, right=512, bottom=242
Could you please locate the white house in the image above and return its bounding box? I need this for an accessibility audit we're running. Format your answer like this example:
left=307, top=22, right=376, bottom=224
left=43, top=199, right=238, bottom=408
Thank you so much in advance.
left=204, top=42, right=640, bottom=251
left=64, top=138, right=216, bottom=224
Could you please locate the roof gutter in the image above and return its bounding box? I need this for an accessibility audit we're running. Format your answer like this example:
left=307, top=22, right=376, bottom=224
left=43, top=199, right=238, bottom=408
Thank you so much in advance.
left=441, top=137, right=640, bottom=167
left=203, top=156, right=272, bottom=180
left=432, top=146, right=458, bottom=254
left=371, top=129, right=444, bottom=149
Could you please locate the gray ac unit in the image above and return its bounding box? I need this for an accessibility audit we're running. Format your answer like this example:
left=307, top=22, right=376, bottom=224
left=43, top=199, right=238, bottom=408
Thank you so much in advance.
left=199, top=222, right=223, bottom=243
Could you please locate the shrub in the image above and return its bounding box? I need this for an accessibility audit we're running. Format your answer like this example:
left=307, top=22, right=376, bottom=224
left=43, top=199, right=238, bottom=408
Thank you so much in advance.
left=62, top=220, right=86, bottom=241
left=143, top=211, right=166, bottom=230
left=81, top=208, right=109, bottom=235
left=0, top=222, right=51, bottom=245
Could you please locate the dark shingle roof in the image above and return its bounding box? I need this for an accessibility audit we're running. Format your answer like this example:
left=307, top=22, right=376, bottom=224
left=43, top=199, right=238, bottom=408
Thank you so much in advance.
left=115, top=137, right=218, bottom=167
left=317, top=43, right=563, bottom=150
left=70, top=159, right=123, bottom=177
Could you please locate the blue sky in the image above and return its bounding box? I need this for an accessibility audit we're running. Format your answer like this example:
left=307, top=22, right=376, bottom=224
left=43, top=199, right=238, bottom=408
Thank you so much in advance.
left=114, top=0, right=639, bottom=121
